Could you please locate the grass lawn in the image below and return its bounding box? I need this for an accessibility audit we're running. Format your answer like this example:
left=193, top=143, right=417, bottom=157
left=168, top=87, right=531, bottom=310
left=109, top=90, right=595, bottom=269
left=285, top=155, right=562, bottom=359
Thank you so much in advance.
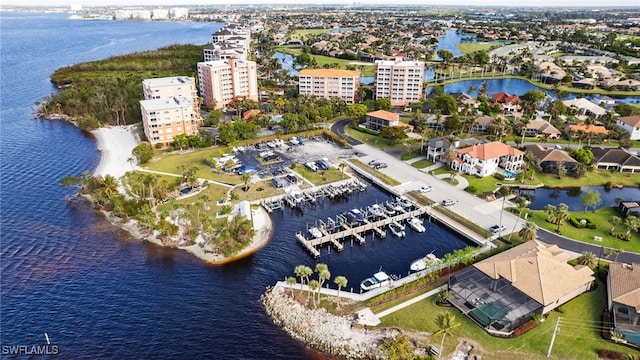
left=350, top=159, right=401, bottom=186
left=143, top=147, right=244, bottom=185
left=528, top=206, right=640, bottom=253
left=344, top=126, right=401, bottom=149
left=294, top=166, right=348, bottom=185
left=457, top=42, right=501, bottom=54
left=156, top=183, right=231, bottom=217
left=411, top=159, right=434, bottom=169
left=289, top=28, right=330, bottom=38
left=401, top=148, right=424, bottom=161
left=536, top=169, right=640, bottom=188
left=378, top=280, right=634, bottom=360
left=275, top=46, right=375, bottom=77
left=231, top=179, right=287, bottom=202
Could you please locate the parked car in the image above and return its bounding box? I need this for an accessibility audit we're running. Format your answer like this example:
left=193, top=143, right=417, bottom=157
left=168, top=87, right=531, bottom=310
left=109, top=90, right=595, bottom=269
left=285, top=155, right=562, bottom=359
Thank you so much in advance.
left=368, top=159, right=379, bottom=166
left=373, top=162, right=388, bottom=169
left=418, top=185, right=433, bottom=193
left=489, top=224, right=507, bottom=233
left=442, top=199, right=457, bottom=206
left=285, top=174, right=298, bottom=184
left=304, top=162, right=318, bottom=172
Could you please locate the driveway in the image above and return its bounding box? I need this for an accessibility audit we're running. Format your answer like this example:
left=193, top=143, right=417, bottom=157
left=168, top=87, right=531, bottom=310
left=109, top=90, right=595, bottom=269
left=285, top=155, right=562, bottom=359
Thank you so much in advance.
left=331, top=118, right=363, bottom=146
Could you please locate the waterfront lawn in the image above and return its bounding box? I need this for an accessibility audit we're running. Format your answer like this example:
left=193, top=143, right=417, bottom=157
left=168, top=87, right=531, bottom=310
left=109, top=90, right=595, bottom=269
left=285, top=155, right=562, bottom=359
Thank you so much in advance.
left=156, top=183, right=230, bottom=217
left=275, top=46, right=375, bottom=77
left=536, top=169, right=640, bottom=188
left=411, top=159, right=434, bottom=169
left=232, top=179, right=287, bottom=202
left=528, top=206, right=640, bottom=253
left=143, top=147, right=243, bottom=185
left=457, top=42, right=501, bottom=54
left=379, top=279, right=630, bottom=360
left=350, top=159, right=401, bottom=186
left=289, top=28, right=330, bottom=39
left=294, top=166, right=346, bottom=185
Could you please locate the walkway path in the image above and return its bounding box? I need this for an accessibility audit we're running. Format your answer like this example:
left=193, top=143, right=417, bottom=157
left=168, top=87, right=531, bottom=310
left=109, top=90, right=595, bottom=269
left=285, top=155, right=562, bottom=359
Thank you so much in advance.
left=376, top=285, right=445, bottom=318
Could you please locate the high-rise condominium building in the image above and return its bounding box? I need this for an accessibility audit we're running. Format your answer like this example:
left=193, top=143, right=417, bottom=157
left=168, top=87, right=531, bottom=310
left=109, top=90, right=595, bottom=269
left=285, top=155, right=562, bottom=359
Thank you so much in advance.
left=298, top=69, right=360, bottom=104
left=374, top=58, right=425, bottom=107
left=197, top=58, right=258, bottom=110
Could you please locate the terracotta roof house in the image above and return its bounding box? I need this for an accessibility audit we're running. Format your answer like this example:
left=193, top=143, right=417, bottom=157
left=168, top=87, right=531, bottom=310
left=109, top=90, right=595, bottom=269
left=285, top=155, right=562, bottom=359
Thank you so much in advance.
left=242, top=109, right=261, bottom=121
left=567, top=124, right=609, bottom=138
left=448, top=240, right=594, bottom=335
left=451, top=141, right=524, bottom=177
left=523, top=144, right=578, bottom=174
left=607, top=262, right=640, bottom=347
left=364, top=110, right=400, bottom=131
left=616, top=116, right=640, bottom=140
left=591, top=146, right=640, bottom=173
left=521, top=119, right=562, bottom=139
left=491, top=92, right=522, bottom=113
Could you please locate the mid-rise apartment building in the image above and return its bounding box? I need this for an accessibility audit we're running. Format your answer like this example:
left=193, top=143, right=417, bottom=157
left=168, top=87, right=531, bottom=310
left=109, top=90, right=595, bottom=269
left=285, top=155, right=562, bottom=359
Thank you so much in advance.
left=197, top=58, right=258, bottom=109
left=140, top=96, right=198, bottom=147
left=142, top=76, right=200, bottom=118
left=374, top=58, right=425, bottom=107
left=298, top=69, right=360, bottom=104
left=204, top=23, right=251, bottom=61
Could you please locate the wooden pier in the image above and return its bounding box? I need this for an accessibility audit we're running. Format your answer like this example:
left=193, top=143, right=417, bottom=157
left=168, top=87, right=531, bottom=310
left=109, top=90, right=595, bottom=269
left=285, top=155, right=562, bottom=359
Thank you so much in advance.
left=296, top=207, right=427, bottom=258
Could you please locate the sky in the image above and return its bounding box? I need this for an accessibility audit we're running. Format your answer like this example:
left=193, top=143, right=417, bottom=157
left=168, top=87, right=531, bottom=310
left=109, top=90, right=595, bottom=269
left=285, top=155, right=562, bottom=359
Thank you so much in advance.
left=5, top=0, right=640, bottom=8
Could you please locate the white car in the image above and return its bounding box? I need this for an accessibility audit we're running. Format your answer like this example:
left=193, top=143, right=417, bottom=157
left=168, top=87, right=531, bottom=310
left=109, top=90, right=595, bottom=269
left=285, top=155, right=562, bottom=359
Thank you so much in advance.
left=442, top=199, right=457, bottom=206
left=489, top=224, right=507, bottom=233
left=418, top=185, right=433, bottom=193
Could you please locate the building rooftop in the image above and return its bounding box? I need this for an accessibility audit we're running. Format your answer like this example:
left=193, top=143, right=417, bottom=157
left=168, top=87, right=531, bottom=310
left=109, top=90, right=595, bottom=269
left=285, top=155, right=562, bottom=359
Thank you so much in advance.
left=475, top=240, right=594, bottom=306
left=457, top=141, right=524, bottom=160
left=608, top=262, right=640, bottom=311
left=140, top=96, right=191, bottom=110
left=366, top=110, right=398, bottom=122
left=618, top=115, right=640, bottom=127
left=142, top=76, right=194, bottom=87
left=299, top=68, right=360, bottom=78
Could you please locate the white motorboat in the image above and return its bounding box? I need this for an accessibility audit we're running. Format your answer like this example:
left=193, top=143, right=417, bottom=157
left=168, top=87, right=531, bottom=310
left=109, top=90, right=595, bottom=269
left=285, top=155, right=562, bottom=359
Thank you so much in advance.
left=382, top=202, right=396, bottom=216
left=347, top=208, right=365, bottom=223
left=388, top=221, right=406, bottom=237
left=396, top=196, right=413, bottom=209
left=308, top=227, right=323, bottom=239
left=410, top=252, right=440, bottom=272
left=360, top=271, right=392, bottom=292
left=407, top=216, right=426, bottom=233
left=387, top=200, right=403, bottom=212
left=368, top=204, right=385, bottom=218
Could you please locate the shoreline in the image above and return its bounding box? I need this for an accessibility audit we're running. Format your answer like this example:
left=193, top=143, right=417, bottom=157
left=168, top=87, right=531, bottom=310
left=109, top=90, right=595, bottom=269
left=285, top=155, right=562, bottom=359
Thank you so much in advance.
left=89, top=124, right=275, bottom=265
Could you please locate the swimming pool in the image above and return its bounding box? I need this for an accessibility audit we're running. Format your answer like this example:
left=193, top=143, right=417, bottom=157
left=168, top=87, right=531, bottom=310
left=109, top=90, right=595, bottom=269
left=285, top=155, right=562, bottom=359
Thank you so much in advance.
left=501, top=170, right=517, bottom=179
left=271, top=115, right=283, bottom=122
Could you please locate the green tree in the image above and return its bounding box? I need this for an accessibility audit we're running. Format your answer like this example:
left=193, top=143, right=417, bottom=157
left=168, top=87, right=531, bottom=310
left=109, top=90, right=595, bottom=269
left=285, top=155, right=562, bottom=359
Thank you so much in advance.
left=333, top=275, right=348, bottom=299
left=374, top=98, right=392, bottom=111
left=581, top=190, right=602, bottom=212
left=552, top=203, right=570, bottom=232
left=380, top=334, right=414, bottom=360
left=217, top=124, right=237, bottom=145
left=624, top=216, right=640, bottom=238
left=519, top=222, right=537, bottom=242
left=132, top=143, right=154, bottom=164
left=285, top=276, right=297, bottom=296
left=347, top=104, right=368, bottom=123
left=577, top=251, right=597, bottom=269
left=241, top=172, right=251, bottom=191
left=205, top=109, right=223, bottom=126
left=434, top=312, right=461, bottom=360
left=380, top=126, right=408, bottom=144
left=437, top=49, right=454, bottom=63
left=308, top=279, right=319, bottom=307
left=294, top=265, right=313, bottom=290
left=172, top=134, right=189, bottom=151
left=609, top=215, right=622, bottom=233
left=571, top=148, right=594, bottom=165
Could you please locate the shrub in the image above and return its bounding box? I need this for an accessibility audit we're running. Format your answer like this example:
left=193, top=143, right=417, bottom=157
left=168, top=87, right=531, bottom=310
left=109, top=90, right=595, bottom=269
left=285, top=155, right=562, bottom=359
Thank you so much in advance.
left=511, top=319, right=539, bottom=337
left=465, top=185, right=477, bottom=193
left=494, top=172, right=506, bottom=180
left=597, top=349, right=626, bottom=360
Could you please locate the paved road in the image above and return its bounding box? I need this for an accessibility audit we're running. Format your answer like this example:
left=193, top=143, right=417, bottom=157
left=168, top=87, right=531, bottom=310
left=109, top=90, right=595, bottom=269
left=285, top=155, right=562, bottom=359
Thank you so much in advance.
left=326, top=125, right=640, bottom=264
left=331, top=118, right=363, bottom=146
left=537, top=228, right=640, bottom=263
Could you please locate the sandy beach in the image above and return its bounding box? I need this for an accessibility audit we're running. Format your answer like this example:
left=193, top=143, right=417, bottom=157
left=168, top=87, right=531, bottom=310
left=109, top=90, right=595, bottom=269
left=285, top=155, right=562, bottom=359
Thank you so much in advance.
left=92, top=125, right=140, bottom=178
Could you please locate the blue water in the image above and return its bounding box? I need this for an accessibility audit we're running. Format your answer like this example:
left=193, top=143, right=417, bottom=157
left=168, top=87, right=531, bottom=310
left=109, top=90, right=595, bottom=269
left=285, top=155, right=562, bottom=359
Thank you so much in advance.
left=434, top=29, right=477, bottom=60
left=0, top=12, right=471, bottom=358
left=522, top=186, right=640, bottom=212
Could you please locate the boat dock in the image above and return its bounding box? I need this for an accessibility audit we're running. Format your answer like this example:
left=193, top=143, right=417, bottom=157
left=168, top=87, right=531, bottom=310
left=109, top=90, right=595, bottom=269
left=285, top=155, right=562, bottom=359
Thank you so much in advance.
left=296, top=206, right=427, bottom=258
left=260, top=178, right=367, bottom=213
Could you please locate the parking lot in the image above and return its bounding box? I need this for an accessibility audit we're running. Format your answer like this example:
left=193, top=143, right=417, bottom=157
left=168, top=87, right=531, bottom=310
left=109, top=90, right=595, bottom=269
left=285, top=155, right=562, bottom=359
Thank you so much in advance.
left=227, top=136, right=359, bottom=180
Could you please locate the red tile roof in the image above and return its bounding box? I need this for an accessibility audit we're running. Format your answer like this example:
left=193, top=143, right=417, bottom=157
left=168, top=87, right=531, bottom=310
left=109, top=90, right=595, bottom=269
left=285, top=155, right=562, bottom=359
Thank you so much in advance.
left=366, top=110, right=398, bottom=122
left=457, top=141, right=524, bottom=160
left=568, top=124, right=609, bottom=134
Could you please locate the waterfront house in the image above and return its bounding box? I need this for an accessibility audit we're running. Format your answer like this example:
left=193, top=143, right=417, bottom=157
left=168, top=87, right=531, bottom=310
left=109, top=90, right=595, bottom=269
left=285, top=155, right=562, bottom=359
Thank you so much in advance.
left=591, top=146, right=640, bottom=173
left=423, top=137, right=486, bottom=162
left=523, top=144, right=577, bottom=174
left=142, top=76, right=200, bottom=120
left=140, top=96, right=198, bottom=147
left=566, top=124, right=609, bottom=141
left=364, top=110, right=400, bottom=131
left=607, top=262, right=640, bottom=347
left=616, top=116, right=640, bottom=140
left=450, top=141, right=524, bottom=177
left=491, top=92, right=522, bottom=113
left=618, top=201, right=640, bottom=218
left=562, top=98, right=607, bottom=119
left=449, top=240, right=594, bottom=336
left=468, top=115, right=495, bottom=135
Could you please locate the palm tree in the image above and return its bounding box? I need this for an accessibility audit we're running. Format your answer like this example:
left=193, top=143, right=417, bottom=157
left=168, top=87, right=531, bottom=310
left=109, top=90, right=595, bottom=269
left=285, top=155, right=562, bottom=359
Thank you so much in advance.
left=285, top=276, right=297, bottom=296
left=623, top=216, right=640, bottom=238
left=241, top=172, right=251, bottom=191
left=333, top=275, right=348, bottom=300
left=294, top=265, right=313, bottom=290
left=100, top=175, right=119, bottom=199
left=608, top=216, right=622, bottom=233
left=308, top=279, right=319, bottom=308
left=553, top=203, right=570, bottom=233
left=338, top=162, right=346, bottom=178
left=434, top=312, right=461, bottom=360
left=519, top=222, right=537, bottom=242
left=316, top=264, right=331, bottom=303
left=614, top=248, right=624, bottom=262
left=577, top=251, right=597, bottom=269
